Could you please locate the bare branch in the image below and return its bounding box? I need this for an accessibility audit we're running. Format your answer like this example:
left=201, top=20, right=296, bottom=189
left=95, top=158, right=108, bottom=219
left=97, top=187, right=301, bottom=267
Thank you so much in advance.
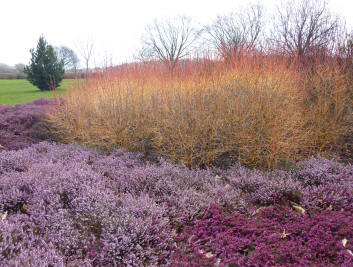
left=139, top=16, right=201, bottom=72
left=205, top=4, right=264, bottom=60
left=271, top=0, right=341, bottom=58
left=54, top=46, right=79, bottom=72
left=75, top=39, right=94, bottom=76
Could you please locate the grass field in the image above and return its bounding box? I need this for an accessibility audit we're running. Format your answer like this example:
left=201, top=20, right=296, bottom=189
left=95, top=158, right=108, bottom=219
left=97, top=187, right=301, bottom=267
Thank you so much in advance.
left=0, top=79, right=74, bottom=105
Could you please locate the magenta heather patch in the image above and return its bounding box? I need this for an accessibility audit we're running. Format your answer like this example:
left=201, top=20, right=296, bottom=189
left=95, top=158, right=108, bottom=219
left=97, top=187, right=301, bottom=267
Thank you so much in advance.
left=170, top=204, right=353, bottom=266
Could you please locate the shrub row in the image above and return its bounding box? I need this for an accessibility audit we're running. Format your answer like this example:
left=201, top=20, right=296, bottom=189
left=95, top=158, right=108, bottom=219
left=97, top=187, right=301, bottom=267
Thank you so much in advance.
left=0, top=73, right=27, bottom=79
left=48, top=56, right=353, bottom=170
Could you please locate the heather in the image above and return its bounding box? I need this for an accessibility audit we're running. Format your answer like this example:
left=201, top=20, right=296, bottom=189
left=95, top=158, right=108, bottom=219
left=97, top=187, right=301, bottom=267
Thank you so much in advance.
left=0, top=142, right=352, bottom=265
left=0, top=98, right=57, bottom=151
left=171, top=205, right=353, bottom=266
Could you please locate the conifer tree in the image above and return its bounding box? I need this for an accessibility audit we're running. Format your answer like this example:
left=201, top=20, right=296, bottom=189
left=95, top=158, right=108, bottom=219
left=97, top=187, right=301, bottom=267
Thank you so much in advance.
left=24, top=36, right=65, bottom=91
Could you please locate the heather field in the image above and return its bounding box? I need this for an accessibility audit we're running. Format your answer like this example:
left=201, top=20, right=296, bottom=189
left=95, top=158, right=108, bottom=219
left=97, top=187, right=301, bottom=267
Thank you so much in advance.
left=0, top=140, right=353, bottom=265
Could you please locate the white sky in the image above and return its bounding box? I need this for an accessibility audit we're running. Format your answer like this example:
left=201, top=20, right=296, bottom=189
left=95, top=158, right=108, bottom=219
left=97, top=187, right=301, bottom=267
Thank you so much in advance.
left=1, top=0, right=352, bottom=67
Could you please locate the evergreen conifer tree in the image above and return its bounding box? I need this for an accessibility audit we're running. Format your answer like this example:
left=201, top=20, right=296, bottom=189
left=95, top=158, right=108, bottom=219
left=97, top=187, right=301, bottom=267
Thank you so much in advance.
left=24, top=36, right=65, bottom=91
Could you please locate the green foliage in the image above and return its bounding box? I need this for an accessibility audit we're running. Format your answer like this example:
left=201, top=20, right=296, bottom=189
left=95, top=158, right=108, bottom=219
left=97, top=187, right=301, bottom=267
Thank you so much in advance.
left=24, top=36, right=65, bottom=91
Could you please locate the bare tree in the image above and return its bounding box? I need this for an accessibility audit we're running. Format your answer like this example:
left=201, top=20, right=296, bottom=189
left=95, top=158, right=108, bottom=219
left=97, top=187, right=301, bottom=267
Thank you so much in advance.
left=338, top=30, right=353, bottom=77
left=14, top=63, right=25, bottom=73
left=271, top=0, right=341, bottom=59
left=343, top=31, right=353, bottom=60
left=205, top=4, right=264, bottom=60
left=139, top=16, right=201, bottom=72
left=76, top=39, right=94, bottom=77
left=54, top=46, right=79, bottom=73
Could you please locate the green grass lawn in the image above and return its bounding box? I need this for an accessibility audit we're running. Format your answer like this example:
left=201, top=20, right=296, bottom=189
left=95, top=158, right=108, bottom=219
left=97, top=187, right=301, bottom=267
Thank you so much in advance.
left=0, top=79, right=74, bottom=105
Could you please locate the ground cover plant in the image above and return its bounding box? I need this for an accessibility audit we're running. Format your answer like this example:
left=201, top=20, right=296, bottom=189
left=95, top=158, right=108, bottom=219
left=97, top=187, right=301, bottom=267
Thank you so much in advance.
left=0, top=142, right=352, bottom=266
left=0, top=98, right=58, bottom=150
left=0, top=79, right=72, bottom=105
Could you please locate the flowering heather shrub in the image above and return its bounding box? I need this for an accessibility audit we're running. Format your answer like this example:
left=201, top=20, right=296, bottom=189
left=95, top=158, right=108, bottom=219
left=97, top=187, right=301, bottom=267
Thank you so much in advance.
left=219, top=158, right=353, bottom=211
left=0, top=142, right=351, bottom=265
left=0, top=219, right=66, bottom=266
left=293, top=157, right=353, bottom=210
left=222, top=165, right=302, bottom=206
left=0, top=99, right=56, bottom=150
left=0, top=142, right=231, bottom=265
left=170, top=204, right=353, bottom=266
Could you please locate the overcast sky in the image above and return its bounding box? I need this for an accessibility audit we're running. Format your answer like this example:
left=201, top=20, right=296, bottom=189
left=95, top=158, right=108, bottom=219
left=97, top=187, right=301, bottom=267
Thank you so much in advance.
left=1, top=0, right=352, bottom=67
